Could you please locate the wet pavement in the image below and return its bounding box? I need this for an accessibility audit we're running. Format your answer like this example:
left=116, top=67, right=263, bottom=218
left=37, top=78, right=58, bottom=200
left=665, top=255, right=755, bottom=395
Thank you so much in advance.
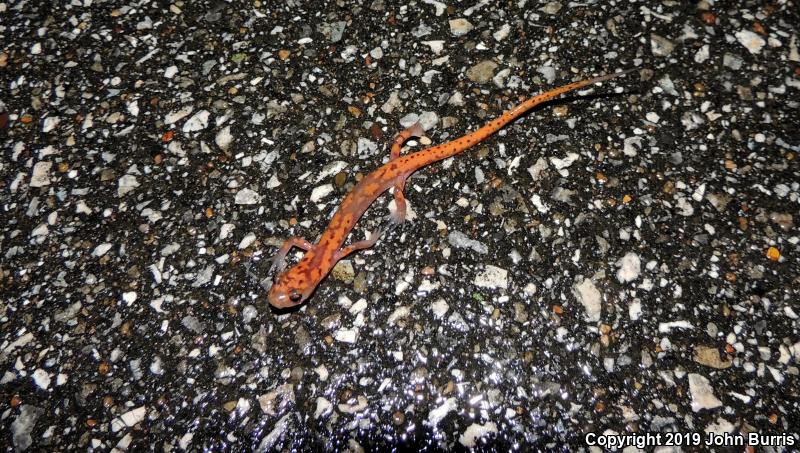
left=2, top=0, right=799, bottom=451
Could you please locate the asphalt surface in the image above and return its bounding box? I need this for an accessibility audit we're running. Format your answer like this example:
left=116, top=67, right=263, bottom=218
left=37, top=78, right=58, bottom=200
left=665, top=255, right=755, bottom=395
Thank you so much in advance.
left=1, top=0, right=799, bottom=451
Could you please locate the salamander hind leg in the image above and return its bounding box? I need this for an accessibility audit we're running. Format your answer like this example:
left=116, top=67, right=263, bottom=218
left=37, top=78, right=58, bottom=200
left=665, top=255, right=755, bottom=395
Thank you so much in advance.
left=269, top=237, right=314, bottom=275
left=390, top=122, right=425, bottom=160
left=334, top=229, right=383, bottom=261
left=388, top=176, right=408, bottom=224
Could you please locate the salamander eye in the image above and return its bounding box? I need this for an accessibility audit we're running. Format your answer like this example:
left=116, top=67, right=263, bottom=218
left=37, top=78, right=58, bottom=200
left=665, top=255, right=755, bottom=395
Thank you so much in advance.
left=289, top=290, right=302, bottom=302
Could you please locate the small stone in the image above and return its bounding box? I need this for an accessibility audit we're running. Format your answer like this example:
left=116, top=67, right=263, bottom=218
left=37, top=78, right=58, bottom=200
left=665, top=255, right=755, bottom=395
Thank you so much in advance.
left=42, top=116, right=60, bottom=133
left=93, top=243, right=113, bottom=257
left=111, top=406, right=147, bottom=432
left=235, top=188, right=261, bottom=205
left=11, top=405, right=43, bottom=451
left=616, top=252, right=641, bottom=283
left=310, top=184, right=333, bottom=203
left=693, top=346, right=732, bottom=369
left=182, top=110, right=210, bottom=132
left=392, top=411, right=405, bottom=425
left=331, top=260, right=355, bottom=283
left=573, top=278, right=602, bottom=322
left=650, top=33, right=675, bottom=57
left=459, top=422, right=498, bottom=447
left=449, top=19, right=474, bottom=36
left=466, top=60, right=498, bottom=83
left=539, top=2, right=562, bottom=14
left=735, top=30, right=766, bottom=54
left=238, top=232, right=256, bottom=250
left=122, top=291, right=137, bottom=305
left=430, top=299, right=449, bottom=318
left=117, top=174, right=139, bottom=197
left=474, top=265, right=508, bottom=289
left=427, top=397, right=457, bottom=427
left=314, top=397, right=331, bottom=418
left=215, top=126, right=233, bottom=151
left=334, top=328, right=358, bottom=343
left=766, top=247, right=780, bottom=261
left=493, top=24, right=511, bottom=42
left=333, top=172, right=347, bottom=187
left=30, top=161, right=52, bottom=187
left=688, top=374, right=722, bottom=411
left=387, top=306, right=410, bottom=325
left=165, top=106, right=193, bottom=125
left=164, top=65, right=178, bottom=78
left=32, top=369, right=51, bottom=390
left=694, top=44, right=710, bottom=63
left=722, top=53, right=743, bottom=70
left=421, top=40, right=445, bottom=54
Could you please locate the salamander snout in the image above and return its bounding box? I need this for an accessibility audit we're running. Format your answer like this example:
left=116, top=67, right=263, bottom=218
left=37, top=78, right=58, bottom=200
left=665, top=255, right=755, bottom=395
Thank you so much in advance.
left=267, top=273, right=311, bottom=309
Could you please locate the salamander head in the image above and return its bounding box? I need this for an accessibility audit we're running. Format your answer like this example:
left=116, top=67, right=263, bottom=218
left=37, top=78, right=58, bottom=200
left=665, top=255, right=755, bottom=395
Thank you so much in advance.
left=268, top=266, right=314, bottom=309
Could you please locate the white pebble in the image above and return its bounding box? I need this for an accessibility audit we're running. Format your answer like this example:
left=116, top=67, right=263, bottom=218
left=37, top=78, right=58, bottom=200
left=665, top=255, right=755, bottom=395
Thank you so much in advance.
left=573, top=278, right=601, bottom=322
left=32, top=369, right=51, bottom=390
left=628, top=299, right=642, bottom=320
left=421, top=40, right=445, bottom=54
left=164, top=65, right=178, bottom=78
left=93, top=243, right=113, bottom=257
left=387, top=306, right=410, bottom=325
left=459, top=422, right=498, bottom=448
left=234, top=188, right=261, bottom=205
left=430, top=299, right=449, bottom=318
left=694, top=44, right=710, bottom=63
left=30, top=161, right=52, bottom=187
left=314, top=397, right=332, bottom=419
left=659, top=320, right=694, bottom=332
left=334, top=328, right=358, bottom=343
left=111, top=406, right=147, bottom=433
left=182, top=110, right=210, bottom=132
left=427, top=397, right=457, bottom=427
left=735, top=30, right=766, bottom=54
left=616, top=252, right=641, bottom=283
left=127, top=100, right=139, bottom=117
left=117, top=174, right=139, bottom=197
left=42, top=116, right=60, bottom=133
left=493, top=24, right=511, bottom=42
left=215, top=125, right=233, bottom=151
left=688, top=374, right=722, bottom=411
left=474, top=265, right=508, bottom=289
left=238, top=232, right=256, bottom=249
left=165, top=106, right=193, bottom=125
left=310, top=184, right=333, bottom=203
left=449, top=18, right=474, bottom=36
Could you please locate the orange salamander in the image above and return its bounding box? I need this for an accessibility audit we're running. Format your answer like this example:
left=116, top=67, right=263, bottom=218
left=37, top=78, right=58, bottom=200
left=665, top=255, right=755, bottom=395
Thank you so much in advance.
left=267, top=69, right=636, bottom=308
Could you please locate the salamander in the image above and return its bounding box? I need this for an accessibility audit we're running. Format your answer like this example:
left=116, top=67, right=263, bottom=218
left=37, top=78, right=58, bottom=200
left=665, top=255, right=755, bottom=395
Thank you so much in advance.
left=267, top=69, right=635, bottom=308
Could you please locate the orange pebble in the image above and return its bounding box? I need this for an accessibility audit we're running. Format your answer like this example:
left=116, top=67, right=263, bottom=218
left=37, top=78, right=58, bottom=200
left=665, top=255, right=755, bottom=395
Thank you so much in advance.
left=766, top=247, right=780, bottom=261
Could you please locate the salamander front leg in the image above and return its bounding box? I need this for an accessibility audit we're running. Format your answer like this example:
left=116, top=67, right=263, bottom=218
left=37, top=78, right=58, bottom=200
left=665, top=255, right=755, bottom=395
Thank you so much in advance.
left=390, top=122, right=425, bottom=160
left=269, top=237, right=313, bottom=275
left=334, top=229, right=382, bottom=261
